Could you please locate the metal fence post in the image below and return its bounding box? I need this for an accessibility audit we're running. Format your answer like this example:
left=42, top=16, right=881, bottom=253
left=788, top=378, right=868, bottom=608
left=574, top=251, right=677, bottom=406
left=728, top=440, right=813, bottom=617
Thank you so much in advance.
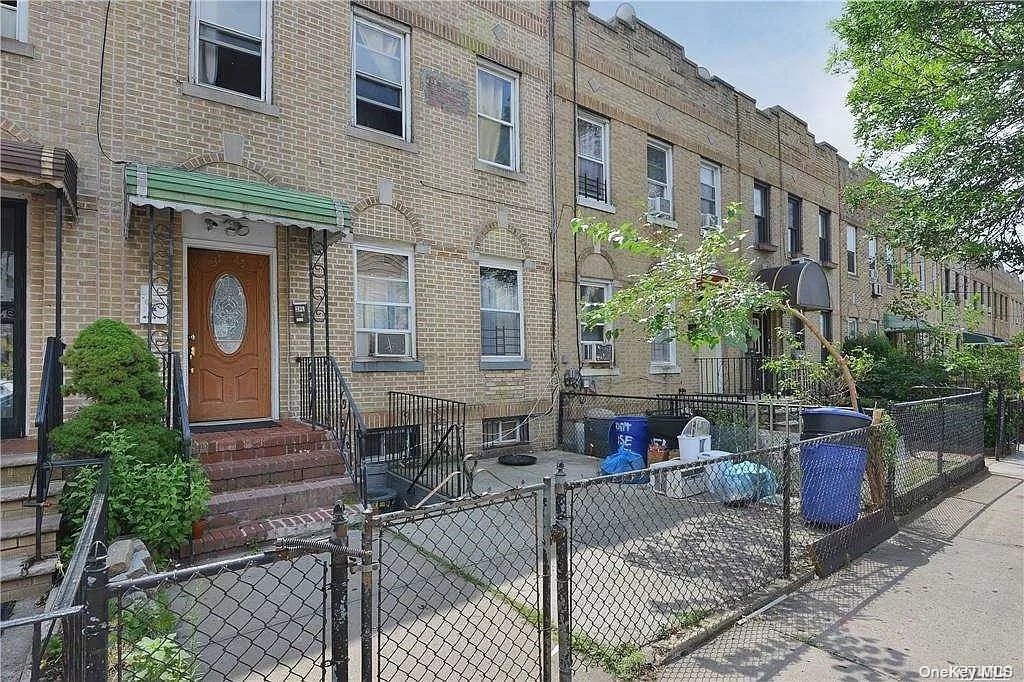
left=541, top=475, right=554, bottom=682
left=995, top=381, right=1007, bottom=459
left=937, top=399, right=946, bottom=476
left=552, top=462, right=573, bottom=680
left=82, top=541, right=108, bottom=682
left=781, top=444, right=792, bottom=578
left=556, top=391, right=565, bottom=450
left=360, top=506, right=374, bottom=682
left=329, top=502, right=349, bottom=681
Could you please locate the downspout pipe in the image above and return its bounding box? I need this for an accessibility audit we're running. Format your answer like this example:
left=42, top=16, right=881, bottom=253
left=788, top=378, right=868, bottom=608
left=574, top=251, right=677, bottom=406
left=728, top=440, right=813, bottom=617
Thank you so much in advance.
left=548, top=0, right=559, bottom=369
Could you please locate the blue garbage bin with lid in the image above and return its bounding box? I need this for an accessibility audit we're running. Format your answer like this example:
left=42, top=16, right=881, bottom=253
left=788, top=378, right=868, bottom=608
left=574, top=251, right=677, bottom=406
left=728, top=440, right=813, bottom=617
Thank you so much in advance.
left=799, top=407, right=872, bottom=526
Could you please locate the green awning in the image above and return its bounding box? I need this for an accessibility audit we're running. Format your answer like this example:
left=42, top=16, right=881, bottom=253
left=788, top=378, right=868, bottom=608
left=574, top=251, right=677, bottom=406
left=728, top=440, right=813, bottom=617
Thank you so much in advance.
left=883, top=314, right=933, bottom=332
left=124, top=163, right=350, bottom=232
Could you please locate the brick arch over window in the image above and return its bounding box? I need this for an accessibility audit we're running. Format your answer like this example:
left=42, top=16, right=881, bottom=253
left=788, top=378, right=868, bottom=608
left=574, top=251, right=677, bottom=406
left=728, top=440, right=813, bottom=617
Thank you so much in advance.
left=350, top=193, right=425, bottom=244
left=178, top=152, right=282, bottom=186
left=471, top=221, right=529, bottom=261
left=577, top=247, right=620, bottom=282
left=1, top=118, right=34, bottom=142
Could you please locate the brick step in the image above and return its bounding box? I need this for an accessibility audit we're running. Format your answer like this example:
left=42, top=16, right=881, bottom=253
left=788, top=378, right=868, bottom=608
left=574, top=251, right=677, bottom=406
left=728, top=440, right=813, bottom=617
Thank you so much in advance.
left=192, top=421, right=334, bottom=464
left=0, top=452, right=63, bottom=486
left=1, top=514, right=59, bottom=560
left=1, top=480, right=65, bottom=521
left=203, top=450, right=345, bottom=493
left=182, top=506, right=339, bottom=560
left=0, top=555, right=59, bottom=602
left=204, top=476, right=355, bottom=528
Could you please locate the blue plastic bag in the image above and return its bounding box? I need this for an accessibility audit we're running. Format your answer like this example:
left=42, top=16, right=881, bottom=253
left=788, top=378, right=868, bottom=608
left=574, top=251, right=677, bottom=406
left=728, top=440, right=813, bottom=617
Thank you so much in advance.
left=707, top=461, right=778, bottom=503
left=600, top=445, right=648, bottom=484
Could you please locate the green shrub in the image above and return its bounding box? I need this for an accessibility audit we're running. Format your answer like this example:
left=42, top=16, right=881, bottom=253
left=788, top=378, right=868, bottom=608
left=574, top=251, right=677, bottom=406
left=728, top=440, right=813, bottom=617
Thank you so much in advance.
left=123, top=635, right=196, bottom=682
left=60, top=429, right=211, bottom=560
left=51, top=319, right=178, bottom=462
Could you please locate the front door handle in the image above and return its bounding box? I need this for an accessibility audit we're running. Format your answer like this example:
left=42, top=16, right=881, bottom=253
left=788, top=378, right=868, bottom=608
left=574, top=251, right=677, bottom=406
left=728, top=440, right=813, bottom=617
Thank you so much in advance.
left=188, top=332, right=197, bottom=372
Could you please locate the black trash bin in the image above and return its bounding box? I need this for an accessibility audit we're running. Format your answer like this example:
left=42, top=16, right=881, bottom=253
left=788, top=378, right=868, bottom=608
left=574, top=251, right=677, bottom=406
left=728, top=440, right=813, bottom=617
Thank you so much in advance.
left=800, top=407, right=871, bottom=440
left=646, top=415, right=692, bottom=451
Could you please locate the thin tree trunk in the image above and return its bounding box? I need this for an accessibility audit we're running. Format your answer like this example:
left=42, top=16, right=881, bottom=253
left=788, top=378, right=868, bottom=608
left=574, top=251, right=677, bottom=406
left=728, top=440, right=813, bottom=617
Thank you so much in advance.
left=784, top=305, right=860, bottom=410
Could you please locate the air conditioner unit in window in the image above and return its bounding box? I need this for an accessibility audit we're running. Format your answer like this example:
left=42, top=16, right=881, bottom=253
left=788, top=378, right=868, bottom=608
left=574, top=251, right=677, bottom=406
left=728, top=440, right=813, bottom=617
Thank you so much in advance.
left=870, top=282, right=883, bottom=298
left=371, top=332, right=408, bottom=358
left=647, top=196, right=672, bottom=218
left=700, top=213, right=720, bottom=233
left=581, top=342, right=614, bottom=365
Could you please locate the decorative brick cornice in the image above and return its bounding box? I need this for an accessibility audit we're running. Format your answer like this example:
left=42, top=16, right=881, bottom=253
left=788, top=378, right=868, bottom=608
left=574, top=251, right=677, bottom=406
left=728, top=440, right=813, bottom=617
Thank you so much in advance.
left=350, top=192, right=425, bottom=242
left=178, top=151, right=283, bottom=186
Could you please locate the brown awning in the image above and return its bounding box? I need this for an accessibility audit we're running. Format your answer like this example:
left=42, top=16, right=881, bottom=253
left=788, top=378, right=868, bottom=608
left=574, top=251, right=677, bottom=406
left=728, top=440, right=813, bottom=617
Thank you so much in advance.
left=1, top=140, right=78, bottom=216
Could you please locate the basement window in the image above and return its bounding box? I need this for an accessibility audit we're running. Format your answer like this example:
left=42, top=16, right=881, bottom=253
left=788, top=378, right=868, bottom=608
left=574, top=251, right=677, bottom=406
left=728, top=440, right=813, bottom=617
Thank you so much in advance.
left=483, top=416, right=529, bottom=448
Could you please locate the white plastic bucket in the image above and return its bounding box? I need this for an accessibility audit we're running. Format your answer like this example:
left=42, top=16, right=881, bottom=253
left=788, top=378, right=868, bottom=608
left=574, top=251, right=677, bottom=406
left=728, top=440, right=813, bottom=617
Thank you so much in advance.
left=677, top=434, right=711, bottom=461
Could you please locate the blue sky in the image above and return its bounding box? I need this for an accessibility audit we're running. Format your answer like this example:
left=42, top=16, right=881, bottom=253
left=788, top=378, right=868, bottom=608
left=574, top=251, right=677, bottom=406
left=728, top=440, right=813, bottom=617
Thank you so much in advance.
left=588, top=1, right=858, bottom=160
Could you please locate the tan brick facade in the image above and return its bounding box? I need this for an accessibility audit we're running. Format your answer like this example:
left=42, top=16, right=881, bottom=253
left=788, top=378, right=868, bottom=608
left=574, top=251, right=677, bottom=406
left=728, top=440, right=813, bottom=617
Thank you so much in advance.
left=2, top=1, right=1021, bottom=449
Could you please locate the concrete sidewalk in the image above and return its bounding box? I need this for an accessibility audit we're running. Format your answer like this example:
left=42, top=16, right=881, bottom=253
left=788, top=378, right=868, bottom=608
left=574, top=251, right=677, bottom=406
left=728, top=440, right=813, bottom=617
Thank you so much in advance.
left=657, top=455, right=1024, bottom=681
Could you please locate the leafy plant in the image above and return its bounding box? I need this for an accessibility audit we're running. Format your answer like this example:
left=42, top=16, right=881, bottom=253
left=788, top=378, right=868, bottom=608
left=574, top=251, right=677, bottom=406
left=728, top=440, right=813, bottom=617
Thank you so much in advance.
left=51, top=319, right=179, bottom=463
left=59, top=429, right=211, bottom=560
left=116, top=592, right=178, bottom=645
left=764, top=328, right=874, bottom=405
left=122, top=634, right=196, bottom=682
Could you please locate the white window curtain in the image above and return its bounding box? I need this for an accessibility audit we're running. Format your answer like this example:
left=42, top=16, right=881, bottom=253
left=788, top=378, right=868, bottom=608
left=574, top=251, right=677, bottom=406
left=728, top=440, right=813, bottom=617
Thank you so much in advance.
left=355, top=22, right=402, bottom=84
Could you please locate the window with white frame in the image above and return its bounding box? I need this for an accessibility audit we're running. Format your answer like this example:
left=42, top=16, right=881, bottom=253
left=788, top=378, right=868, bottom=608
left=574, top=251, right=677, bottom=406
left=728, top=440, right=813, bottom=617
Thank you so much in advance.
left=191, top=0, right=269, bottom=100
left=846, top=317, right=858, bottom=338
left=480, top=262, right=523, bottom=359
left=846, top=224, right=857, bottom=274
left=482, top=416, right=529, bottom=448
left=579, top=279, right=613, bottom=363
left=885, top=245, right=895, bottom=285
left=818, top=209, right=832, bottom=262
left=868, top=319, right=880, bottom=335
left=650, top=329, right=675, bottom=368
left=918, top=259, right=927, bottom=292
left=646, top=139, right=672, bottom=218
left=355, top=246, right=414, bottom=359
left=867, top=237, right=877, bottom=274
left=477, top=63, right=518, bottom=170
left=699, top=161, right=720, bottom=232
left=353, top=14, right=409, bottom=139
left=1, top=0, right=27, bottom=41
left=577, top=113, right=610, bottom=203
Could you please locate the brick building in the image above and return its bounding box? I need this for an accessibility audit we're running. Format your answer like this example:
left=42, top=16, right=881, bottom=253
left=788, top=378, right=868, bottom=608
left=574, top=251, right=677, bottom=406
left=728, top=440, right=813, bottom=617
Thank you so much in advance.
left=1, top=0, right=1021, bottom=572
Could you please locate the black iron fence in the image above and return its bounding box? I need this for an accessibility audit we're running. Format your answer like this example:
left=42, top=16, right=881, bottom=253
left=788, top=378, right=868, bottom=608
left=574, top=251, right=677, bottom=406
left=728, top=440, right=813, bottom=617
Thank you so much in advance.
left=28, top=336, right=64, bottom=562
left=158, top=350, right=192, bottom=459
left=6, top=391, right=990, bottom=681
left=383, top=391, right=467, bottom=501
left=692, top=355, right=765, bottom=396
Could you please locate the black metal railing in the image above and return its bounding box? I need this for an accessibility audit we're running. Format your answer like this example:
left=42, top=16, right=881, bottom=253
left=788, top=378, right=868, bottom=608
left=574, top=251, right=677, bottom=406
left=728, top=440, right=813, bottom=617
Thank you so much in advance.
left=693, top=354, right=765, bottom=395
left=298, top=355, right=368, bottom=500
left=159, top=351, right=192, bottom=459
left=386, top=391, right=467, bottom=500
left=29, top=336, right=65, bottom=561
left=577, top=174, right=607, bottom=203
left=3, top=459, right=109, bottom=682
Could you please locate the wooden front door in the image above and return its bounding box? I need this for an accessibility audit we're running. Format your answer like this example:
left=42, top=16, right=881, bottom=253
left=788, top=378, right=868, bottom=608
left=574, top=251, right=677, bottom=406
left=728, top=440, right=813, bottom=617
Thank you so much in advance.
left=187, top=248, right=272, bottom=422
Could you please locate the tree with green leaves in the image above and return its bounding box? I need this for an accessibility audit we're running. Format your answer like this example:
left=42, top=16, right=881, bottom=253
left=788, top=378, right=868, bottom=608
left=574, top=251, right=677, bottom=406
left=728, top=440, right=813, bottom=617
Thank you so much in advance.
left=572, top=206, right=864, bottom=408
left=830, top=1, right=1024, bottom=272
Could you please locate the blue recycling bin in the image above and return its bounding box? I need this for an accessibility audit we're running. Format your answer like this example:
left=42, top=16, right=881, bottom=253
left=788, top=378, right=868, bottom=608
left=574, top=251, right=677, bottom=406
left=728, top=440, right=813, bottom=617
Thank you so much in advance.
left=800, top=443, right=868, bottom=526
left=608, top=415, right=650, bottom=462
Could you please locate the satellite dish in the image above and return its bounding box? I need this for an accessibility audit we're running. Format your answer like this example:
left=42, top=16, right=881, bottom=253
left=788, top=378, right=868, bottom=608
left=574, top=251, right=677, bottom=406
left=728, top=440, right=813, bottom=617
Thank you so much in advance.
left=697, top=66, right=713, bottom=80
left=615, top=2, right=637, bottom=27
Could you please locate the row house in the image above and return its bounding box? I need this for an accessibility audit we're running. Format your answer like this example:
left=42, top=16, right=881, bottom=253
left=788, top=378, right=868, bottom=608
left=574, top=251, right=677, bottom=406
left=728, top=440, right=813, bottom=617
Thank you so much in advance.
left=1, top=0, right=1021, bottom=573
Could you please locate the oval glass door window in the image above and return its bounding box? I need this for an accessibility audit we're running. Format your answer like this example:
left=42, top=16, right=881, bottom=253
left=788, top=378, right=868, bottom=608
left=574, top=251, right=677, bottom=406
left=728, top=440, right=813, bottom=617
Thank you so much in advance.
left=210, top=274, right=246, bottom=354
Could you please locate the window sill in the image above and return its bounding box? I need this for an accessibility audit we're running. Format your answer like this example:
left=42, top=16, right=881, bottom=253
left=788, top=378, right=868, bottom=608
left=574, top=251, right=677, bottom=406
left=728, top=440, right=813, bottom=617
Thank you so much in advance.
left=649, top=364, right=681, bottom=375
left=475, top=161, right=526, bottom=182
left=480, top=359, right=533, bottom=371
left=346, top=124, right=418, bottom=153
left=181, top=83, right=280, bottom=116
left=820, top=259, right=838, bottom=269
left=787, top=252, right=809, bottom=260
left=1, top=38, right=35, bottom=58
left=576, top=197, right=616, bottom=214
left=754, top=242, right=778, bottom=253
left=648, top=216, right=678, bottom=228
left=847, top=271, right=859, bottom=278
left=580, top=366, right=620, bottom=377
left=351, top=359, right=425, bottom=373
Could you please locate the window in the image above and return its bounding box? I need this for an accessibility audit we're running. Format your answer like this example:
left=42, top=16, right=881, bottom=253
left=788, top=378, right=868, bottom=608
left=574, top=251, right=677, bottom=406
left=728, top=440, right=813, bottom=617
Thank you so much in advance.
left=885, top=245, right=895, bottom=285
left=579, top=279, right=613, bottom=363
left=818, top=209, right=832, bottom=262
left=846, top=224, right=857, bottom=274
left=846, top=317, right=858, bottom=339
left=918, top=259, right=927, bottom=292
left=353, top=14, right=409, bottom=139
left=482, top=416, right=529, bottom=448
left=355, top=246, right=414, bottom=359
left=786, top=195, right=802, bottom=254
left=820, top=311, right=833, bottom=361
left=646, top=140, right=672, bottom=219
left=577, top=113, right=610, bottom=203
left=699, top=161, right=721, bottom=231
left=1, top=0, right=27, bottom=41
left=867, top=237, right=877, bottom=274
left=191, top=0, right=269, bottom=100
left=479, top=262, right=523, bottom=359
left=477, top=64, right=518, bottom=170
left=868, top=319, right=880, bottom=335
left=651, top=329, right=675, bottom=368
left=753, top=183, right=770, bottom=244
